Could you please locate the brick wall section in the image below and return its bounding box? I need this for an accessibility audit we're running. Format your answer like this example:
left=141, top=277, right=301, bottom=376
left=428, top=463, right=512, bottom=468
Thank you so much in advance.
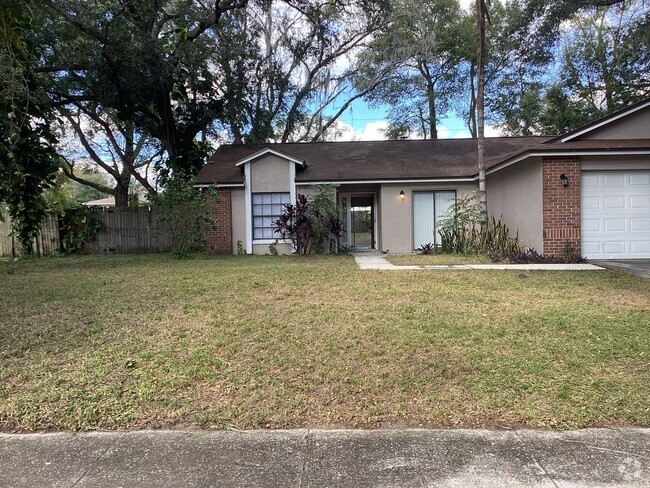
left=542, top=157, right=581, bottom=257
left=205, top=189, right=233, bottom=254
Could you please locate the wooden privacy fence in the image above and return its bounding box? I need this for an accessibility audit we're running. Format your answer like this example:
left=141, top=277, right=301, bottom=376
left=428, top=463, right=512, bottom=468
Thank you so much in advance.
left=86, top=207, right=170, bottom=254
left=0, top=211, right=60, bottom=257
left=0, top=207, right=170, bottom=256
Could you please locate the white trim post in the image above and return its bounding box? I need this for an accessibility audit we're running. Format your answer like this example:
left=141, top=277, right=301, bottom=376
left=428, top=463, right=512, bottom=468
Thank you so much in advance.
left=244, top=162, right=253, bottom=254
left=289, top=162, right=296, bottom=204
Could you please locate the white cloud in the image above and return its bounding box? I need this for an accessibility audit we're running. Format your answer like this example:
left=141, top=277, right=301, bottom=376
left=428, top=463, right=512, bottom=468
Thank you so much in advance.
left=328, top=120, right=389, bottom=141
left=437, top=125, right=452, bottom=139
left=459, top=0, right=473, bottom=11
left=485, top=125, right=503, bottom=137
left=327, top=119, right=503, bottom=141
left=357, top=120, right=389, bottom=140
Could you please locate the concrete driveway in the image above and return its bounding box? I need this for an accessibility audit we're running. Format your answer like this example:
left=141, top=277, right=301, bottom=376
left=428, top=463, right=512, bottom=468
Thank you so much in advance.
left=593, top=260, right=650, bottom=278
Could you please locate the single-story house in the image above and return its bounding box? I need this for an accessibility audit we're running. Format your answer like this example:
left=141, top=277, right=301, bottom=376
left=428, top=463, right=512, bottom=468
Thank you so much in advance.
left=197, top=99, right=650, bottom=259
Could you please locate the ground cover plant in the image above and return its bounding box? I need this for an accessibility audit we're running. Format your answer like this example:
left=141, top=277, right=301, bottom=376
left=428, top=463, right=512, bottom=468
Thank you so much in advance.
left=1, top=254, right=649, bottom=432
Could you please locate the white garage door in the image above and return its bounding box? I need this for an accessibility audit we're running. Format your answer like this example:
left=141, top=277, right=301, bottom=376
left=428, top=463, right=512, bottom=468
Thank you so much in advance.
left=581, top=171, right=650, bottom=259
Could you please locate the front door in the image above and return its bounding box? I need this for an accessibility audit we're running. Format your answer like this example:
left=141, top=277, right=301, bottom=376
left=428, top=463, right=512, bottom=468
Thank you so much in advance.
left=339, top=193, right=375, bottom=249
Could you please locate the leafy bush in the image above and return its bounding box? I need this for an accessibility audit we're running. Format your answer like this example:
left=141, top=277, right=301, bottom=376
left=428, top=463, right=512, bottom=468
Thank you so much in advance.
left=417, top=242, right=435, bottom=254
left=236, top=240, right=246, bottom=255
left=491, top=248, right=587, bottom=264
left=274, top=187, right=343, bottom=255
left=59, top=207, right=101, bottom=254
left=268, top=240, right=279, bottom=256
left=309, top=185, right=344, bottom=253
left=152, top=177, right=216, bottom=258
left=562, top=240, right=582, bottom=263
left=336, top=244, right=355, bottom=255
left=438, top=194, right=522, bottom=256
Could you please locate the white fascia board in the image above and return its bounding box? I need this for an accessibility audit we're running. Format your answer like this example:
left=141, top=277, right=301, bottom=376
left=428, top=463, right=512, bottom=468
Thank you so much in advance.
left=559, top=100, right=650, bottom=142
left=487, top=149, right=650, bottom=175
left=234, top=148, right=305, bottom=167
left=295, top=178, right=477, bottom=185
left=485, top=153, right=533, bottom=175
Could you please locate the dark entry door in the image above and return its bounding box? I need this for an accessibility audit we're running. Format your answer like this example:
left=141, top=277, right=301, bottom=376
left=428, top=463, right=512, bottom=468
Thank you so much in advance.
left=350, top=195, right=374, bottom=248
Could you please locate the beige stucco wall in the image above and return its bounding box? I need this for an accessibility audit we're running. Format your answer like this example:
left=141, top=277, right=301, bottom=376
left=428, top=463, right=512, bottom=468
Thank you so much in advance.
left=486, top=157, right=543, bottom=251
left=252, top=243, right=293, bottom=255
left=250, top=155, right=291, bottom=193
left=231, top=184, right=293, bottom=254
left=230, top=188, right=246, bottom=254
left=581, top=108, right=650, bottom=140
left=248, top=154, right=294, bottom=254
left=380, top=182, right=478, bottom=254
left=581, top=155, right=650, bottom=170
left=297, top=185, right=319, bottom=201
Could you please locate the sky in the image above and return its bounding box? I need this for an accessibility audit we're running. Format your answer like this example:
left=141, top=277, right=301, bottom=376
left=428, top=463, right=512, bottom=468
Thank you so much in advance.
left=322, top=0, right=500, bottom=141
left=327, top=99, right=497, bottom=141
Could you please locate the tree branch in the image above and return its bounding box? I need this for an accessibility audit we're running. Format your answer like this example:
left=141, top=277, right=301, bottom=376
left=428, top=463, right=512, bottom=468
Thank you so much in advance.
left=63, top=113, right=119, bottom=178
left=307, top=69, right=392, bottom=142
left=60, top=157, right=115, bottom=195
left=47, top=4, right=106, bottom=43
left=187, top=0, right=248, bottom=40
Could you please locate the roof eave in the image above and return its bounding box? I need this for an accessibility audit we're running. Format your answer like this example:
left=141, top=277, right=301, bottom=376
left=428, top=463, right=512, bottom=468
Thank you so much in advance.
left=486, top=147, right=650, bottom=176
left=233, top=147, right=306, bottom=167
left=547, top=98, right=650, bottom=144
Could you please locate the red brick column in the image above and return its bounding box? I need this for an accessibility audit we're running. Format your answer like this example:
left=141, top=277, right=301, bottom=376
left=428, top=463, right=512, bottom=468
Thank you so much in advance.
left=542, top=157, right=581, bottom=257
left=205, top=189, right=232, bottom=254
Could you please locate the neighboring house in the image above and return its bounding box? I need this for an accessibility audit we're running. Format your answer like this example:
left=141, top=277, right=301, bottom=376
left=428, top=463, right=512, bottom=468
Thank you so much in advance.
left=83, top=197, right=116, bottom=207
left=83, top=194, right=147, bottom=208
left=197, top=99, right=650, bottom=259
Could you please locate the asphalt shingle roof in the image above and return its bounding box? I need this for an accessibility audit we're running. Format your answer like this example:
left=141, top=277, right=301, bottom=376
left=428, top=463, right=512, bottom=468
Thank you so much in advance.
left=196, top=137, right=650, bottom=185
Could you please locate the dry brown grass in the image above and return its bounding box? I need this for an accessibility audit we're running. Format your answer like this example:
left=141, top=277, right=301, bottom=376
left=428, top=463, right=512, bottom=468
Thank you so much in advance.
left=1, top=254, right=649, bottom=432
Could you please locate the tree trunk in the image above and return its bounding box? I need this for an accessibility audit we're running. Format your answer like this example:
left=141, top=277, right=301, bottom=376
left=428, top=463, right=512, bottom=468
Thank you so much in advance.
left=427, top=82, right=438, bottom=139
left=476, top=0, right=488, bottom=230
left=114, top=177, right=131, bottom=208
left=469, top=61, right=478, bottom=138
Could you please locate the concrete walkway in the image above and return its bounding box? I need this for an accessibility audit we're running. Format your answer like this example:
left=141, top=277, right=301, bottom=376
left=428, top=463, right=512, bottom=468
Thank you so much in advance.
left=594, top=260, right=650, bottom=279
left=1, top=428, right=648, bottom=487
left=353, top=253, right=605, bottom=271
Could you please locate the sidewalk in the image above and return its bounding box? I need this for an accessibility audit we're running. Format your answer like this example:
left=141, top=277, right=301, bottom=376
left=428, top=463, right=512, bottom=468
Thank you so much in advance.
left=353, top=253, right=606, bottom=271
left=1, top=428, right=648, bottom=487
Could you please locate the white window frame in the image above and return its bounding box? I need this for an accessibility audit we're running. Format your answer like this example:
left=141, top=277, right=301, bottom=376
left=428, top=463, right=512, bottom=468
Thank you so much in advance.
left=412, top=190, right=457, bottom=250
left=251, top=192, right=291, bottom=241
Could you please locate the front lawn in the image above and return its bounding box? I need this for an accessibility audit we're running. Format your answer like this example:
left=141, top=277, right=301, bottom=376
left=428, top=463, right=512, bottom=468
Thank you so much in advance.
left=1, top=254, right=649, bottom=431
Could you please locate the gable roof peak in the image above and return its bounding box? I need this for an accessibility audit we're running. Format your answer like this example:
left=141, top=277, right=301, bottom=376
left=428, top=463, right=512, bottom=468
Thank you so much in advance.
left=233, top=147, right=306, bottom=167
left=547, top=98, right=650, bottom=144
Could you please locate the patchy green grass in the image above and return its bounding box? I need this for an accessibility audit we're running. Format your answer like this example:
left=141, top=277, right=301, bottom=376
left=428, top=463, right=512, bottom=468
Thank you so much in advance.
left=1, top=254, right=649, bottom=432
left=386, top=253, right=492, bottom=266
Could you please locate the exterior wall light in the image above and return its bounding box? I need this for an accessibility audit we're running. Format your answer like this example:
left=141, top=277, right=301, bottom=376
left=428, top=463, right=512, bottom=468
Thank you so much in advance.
left=399, top=190, right=405, bottom=200
left=560, top=174, right=569, bottom=188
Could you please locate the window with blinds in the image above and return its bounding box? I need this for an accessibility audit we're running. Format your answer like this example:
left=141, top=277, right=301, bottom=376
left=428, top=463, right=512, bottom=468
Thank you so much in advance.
left=412, top=191, right=456, bottom=249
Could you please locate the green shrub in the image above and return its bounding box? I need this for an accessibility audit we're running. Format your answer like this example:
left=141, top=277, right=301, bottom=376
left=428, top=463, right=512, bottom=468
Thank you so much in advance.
left=417, top=242, right=435, bottom=254
left=274, top=186, right=343, bottom=255
left=152, top=177, right=216, bottom=258
left=59, top=207, right=101, bottom=254
left=438, top=193, right=522, bottom=256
